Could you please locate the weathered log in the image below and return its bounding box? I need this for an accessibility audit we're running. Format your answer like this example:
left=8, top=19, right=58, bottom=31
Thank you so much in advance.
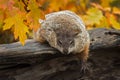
left=0, top=40, right=59, bottom=64
left=0, top=28, right=120, bottom=80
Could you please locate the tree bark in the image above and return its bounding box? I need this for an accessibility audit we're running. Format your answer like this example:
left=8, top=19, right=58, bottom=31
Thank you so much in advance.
left=0, top=28, right=120, bottom=80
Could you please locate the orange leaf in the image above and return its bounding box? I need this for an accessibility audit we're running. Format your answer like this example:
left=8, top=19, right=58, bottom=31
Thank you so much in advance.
left=113, top=7, right=120, bottom=15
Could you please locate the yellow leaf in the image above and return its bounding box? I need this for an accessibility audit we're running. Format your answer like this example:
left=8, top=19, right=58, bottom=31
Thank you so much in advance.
left=97, top=16, right=109, bottom=29
left=49, top=0, right=66, bottom=11
left=113, top=7, right=120, bottom=15
left=3, top=14, right=29, bottom=45
left=79, top=0, right=89, bottom=11
left=110, top=15, right=120, bottom=30
left=27, top=0, right=41, bottom=31
left=83, top=7, right=103, bottom=25
left=101, top=0, right=112, bottom=7
left=0, top=10, right=4, bottom=29
left=3, top=17, right=14, bottom=30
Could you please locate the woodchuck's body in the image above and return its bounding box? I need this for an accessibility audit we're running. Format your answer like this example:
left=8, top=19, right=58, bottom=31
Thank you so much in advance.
left=34, top=10, right=90, bottom=72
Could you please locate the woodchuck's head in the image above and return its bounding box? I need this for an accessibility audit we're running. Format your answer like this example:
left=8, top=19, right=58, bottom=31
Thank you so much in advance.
left=40, top=14, right=83, bottom=54
left=54, top=25, right=81, bottom=54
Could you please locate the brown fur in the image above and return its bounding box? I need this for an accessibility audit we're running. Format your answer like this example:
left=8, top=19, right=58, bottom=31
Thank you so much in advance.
left=34, top=10, right=90, bottom=72
left=76, top=43, right=90, bottom=61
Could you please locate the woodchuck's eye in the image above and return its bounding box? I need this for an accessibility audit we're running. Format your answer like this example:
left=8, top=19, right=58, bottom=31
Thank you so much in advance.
left=74, top=32, right=79, bottom=36
left=57, top=40, right=62, bottom=46
left=69, top=40, right=74, bottom=46
left=74, top=29, right=81, bottom=36
left=47, top=28, right=52, bottom=31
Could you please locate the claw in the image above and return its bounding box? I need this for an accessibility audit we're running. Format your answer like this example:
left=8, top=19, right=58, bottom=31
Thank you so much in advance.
left=80, top=61, right=89, bottom=74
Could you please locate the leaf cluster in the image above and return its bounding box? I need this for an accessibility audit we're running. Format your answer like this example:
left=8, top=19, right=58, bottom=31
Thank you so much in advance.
left=0, top=0, right=120, bottom=44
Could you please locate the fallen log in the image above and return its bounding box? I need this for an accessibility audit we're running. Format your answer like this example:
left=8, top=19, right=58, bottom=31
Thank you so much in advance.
left=0, top=28, right=120, bottom=80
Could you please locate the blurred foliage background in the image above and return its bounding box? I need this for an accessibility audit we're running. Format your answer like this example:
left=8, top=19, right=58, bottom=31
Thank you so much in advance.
left=0, top=0, right=120, bottom=44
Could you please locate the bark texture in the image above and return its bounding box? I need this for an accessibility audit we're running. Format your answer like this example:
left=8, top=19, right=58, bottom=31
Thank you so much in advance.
left=0, top=28, right=120, bottom=80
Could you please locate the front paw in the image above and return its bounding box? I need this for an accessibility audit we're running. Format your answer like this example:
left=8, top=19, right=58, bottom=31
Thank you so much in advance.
left=80, top=61, right=89, bottom=74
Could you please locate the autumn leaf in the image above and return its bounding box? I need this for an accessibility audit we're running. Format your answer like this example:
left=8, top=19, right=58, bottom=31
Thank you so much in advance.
left=3, top=17, right=14, bottom=30
left=49, top=0, right=65, bottom=11
left=91, top=3, right=111, bottom=12
left=113, top=7, right=120, bottom=15
left=27, top=0, right=41, bottom=31
left=0, top=22, right=3, bottom=29
left=0, top=0, right=14, bottom=10
left=78, top=0, right=89, bottom=12
left=14, top=0, right=26, bottom=12
left=110, top=15, right=120, bottom=30
left=49, top=0, right=61, bottom=11
left=3, top=14, right=29, bottom=45
left=101, top=0, right=112, bottom=7
left=83, top=7, right=103, bottom=26
left=0, top=9, right=4, bottom=29
left=97, top=16, right=109, bottom=29
left=1, top=0, right=120, bottom=44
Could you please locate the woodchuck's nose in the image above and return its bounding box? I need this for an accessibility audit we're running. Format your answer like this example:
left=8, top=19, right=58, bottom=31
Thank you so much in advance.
left=63, top=48, right=68, bottom=54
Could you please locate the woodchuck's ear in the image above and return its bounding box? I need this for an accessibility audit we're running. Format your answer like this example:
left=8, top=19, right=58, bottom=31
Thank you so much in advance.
left=39, top=19, right=44, bottom=24
left=74, top=29, right=81, bottom=36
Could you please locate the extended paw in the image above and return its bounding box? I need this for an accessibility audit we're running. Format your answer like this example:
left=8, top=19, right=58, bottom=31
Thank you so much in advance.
left=80, top=61, right=89, bottom=74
